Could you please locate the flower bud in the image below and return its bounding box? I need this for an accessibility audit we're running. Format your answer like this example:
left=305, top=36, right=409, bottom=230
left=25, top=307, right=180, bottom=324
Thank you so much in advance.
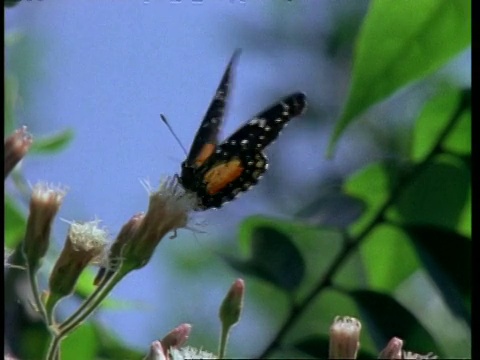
left=4, top=126, right=32, bottom=179
left=378, top=337, right=403, bottom=359
left=143, top=341, right=166, bottom=360
left=22, top=183, right=66, bottom=270
left=94, top=213, right=144, bottom=285
left=118, top=177, right=195, bottom=271
left=160, top=323, right=192, bottom=351
left=219, top=279, right=245, bottom=329
left=48, top=220, right=108, bottom=302
left=329, top=316, right=361, bottom=359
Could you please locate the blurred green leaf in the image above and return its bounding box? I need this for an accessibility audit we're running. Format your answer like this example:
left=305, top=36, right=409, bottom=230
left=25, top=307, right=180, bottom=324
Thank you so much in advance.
left=457, top=184, right=471, bottom=238
left=388, top=154, right=470, bottom=231
left=443, top=106, right=471, bottom=156
left=411, top=89, right=463, bottom=162
left=295, top=184, right=365, bottom=229
left=343, top=161, right=401, bottom=236
left=350, top=290, right=440, bottom=355
left=4, top=0, right=22, bottom=8
left=293, top=335, right=329, bottom=358
left=329, top=0, right=471, bottom=153
left=21, top=322, right=50, bottom=360
left=30, top=129, right=74, bottom=154
left=227, top=215, right=344, bottom=302
left=403, top=225, right=471, bottom=325
left=226, top=225, right=305, bottom=292
left=61, top=323, right=99, bottom=360
left=5, top=195, right=26, bottom=248
left=360, top=224, right=419, bottom=292
left=92, top=325, right=145, bottom=359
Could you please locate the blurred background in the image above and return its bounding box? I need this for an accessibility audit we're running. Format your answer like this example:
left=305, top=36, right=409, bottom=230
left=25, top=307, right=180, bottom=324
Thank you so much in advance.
left=5, top=1, right=471, bottom=358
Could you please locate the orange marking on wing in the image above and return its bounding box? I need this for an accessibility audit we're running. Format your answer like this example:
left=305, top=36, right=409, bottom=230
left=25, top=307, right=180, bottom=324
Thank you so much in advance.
left=204, top=159, right=244, bottom=195
left=195, top=143, right=216, bottom=166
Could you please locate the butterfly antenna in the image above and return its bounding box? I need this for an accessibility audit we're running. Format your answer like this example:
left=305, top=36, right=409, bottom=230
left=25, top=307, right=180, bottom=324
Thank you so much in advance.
left=160, top=114, right=188, bottom=156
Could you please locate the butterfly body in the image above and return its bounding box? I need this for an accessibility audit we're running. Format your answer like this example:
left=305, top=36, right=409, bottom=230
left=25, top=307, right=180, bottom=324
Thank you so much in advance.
left=179, top=51, right=307, bottom=210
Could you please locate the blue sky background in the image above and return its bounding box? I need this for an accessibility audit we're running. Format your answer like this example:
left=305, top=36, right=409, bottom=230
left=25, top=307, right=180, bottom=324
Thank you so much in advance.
left=5, top=1, right=471, bottom=358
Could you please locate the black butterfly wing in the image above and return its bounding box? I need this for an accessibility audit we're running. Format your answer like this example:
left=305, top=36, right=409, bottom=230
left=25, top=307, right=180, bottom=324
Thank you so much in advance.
left=222, top=92, right=307, bottom=151
left=184, top=49, right=241, bottom=168
left=187, top=148, right=268, bottom=209
left=190, top=92, right=307, bottom=209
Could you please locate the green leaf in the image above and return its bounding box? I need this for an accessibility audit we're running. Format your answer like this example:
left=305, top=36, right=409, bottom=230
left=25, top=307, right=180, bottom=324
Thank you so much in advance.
left=388, top=154, right=470, bottom=231
left=295, top=184, right=365, bottom=229
left=403, top=225, right=471, bottom=325
left=4, top=0, right=22, bottom=8
left=350, top=290, right=440, bottom=355
left=21, top=323, right=50, bottom=360
left=5, top=195, right=26, bottom=248
left=92, top=324, right=145, bottom=359
left=457, top=184, right=471, bottom=238
left=361, top=224, right=419, bottom=292
left=225, top=215, right=344, bottom=301
left=30, top=129, right=74, bottom=154
left=443, top=105, right=471, bottom=156
left=329, top=0, right=471, bottom=153
left=226, top=225, right=305, bottom=292
left=343, top=161, right=401, bottom=236
left=61, top=323, right=99, bottom=360
left=293, top=335, right=329, bottom=359
left=411, top=89, right=464, bottom=162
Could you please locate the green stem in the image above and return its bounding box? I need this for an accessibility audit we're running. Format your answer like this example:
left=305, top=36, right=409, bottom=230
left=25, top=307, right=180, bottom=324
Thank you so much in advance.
left=45, top=264, right=132, bottom=360
left=27, top=264, right=50, bottom=325
left=58, top=266, right=128, bottom=334
left=258, top=89, right=470, bottom=359
left=218, top=324, right=230, bottom=359
left=45, top=335, right=61, bottom=360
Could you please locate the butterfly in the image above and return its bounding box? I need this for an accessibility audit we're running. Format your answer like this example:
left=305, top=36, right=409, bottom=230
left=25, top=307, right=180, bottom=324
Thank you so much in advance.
left=178, top=50, right=307, bottom=210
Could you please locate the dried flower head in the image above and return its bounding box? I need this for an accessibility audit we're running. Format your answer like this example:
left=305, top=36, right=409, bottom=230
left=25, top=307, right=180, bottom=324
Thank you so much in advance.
left=111, top=176, right=196, bottom=271
left=4, top=126, right=32, bottom=179
left=402, top=350, right=438, bottom=359
left=329, top=316, right=361, bottom=359
left=49, top=219, right=108, bottom=299
left=23, top=183, right=66, bottom=270
left=169, top=346, right=217, bottom=360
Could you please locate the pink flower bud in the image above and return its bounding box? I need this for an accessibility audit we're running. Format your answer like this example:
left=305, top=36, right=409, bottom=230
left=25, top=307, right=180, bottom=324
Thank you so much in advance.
left=378, top=337, right=403, bottom=359
left=219, top=279, right=245, bottom=328
left=160, top=323, right=192, bottom=351
left=5, top=126, right=32, bottom=179
left=144, top=341, right=166, bottom=360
